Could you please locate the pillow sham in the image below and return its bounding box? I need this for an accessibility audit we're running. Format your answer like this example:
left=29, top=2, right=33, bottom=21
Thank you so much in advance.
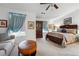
left=57, top=28, right=67, bottom=33
left=57, top=28, right=62, bottom=32
left=66, top=29, right=77, bottom=34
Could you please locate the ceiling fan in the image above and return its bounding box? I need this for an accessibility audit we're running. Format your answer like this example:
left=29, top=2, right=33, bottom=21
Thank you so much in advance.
left=40, top=3, right=59, bottom=14
left=40, top=3, right=59, bottom=11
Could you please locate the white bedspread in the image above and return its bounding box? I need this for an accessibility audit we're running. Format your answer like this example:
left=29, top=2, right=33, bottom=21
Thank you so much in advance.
left=62, top=33, right=76, bottom=45
left=47, top=32, right=76, bottom=46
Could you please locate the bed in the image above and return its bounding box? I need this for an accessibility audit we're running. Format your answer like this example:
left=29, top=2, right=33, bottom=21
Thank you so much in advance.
left=46, top=25, right=78, bottom=47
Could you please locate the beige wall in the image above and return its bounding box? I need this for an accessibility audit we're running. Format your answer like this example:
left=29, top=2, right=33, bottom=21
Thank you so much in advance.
left=25, top=19, right=36, bottom=41
left=48, top=8, right=79, bottom=33
left=0, top=4, right=36, bottom=40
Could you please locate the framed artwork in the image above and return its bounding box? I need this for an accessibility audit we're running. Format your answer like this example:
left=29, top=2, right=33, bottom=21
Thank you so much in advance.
left=48, top=24, right=55, bottom=30
left=0, top=20, right=7, bottom=28
left=48, top=24, right=53, bottom=29
left=28, top=21, right=34, bottom=29
left=64, top=17, right=72, bottom=25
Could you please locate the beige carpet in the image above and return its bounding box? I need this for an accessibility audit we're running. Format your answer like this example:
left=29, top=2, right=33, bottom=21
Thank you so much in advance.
left=10, top=34, right=79, bottom=56
left=36, top=38, right=79, bottom=56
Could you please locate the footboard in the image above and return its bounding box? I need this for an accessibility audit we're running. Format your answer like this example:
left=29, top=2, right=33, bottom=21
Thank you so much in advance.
left=46, top=33, right=63, bottom=45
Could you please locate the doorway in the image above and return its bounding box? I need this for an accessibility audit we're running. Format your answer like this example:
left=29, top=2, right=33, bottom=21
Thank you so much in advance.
left=36, top=21, right=43, bottom=38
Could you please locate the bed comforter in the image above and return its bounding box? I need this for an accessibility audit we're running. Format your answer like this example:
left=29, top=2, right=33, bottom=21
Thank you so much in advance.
left=46, top=32, right=76, bottom=47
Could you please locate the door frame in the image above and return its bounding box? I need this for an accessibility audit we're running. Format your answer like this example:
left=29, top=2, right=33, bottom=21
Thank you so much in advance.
left=36, top=21, right=43, bottom=38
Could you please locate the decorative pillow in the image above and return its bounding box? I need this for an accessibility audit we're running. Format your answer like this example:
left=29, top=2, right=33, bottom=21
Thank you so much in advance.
left=66, top=29, right=77, bottom=34
left=57, top=28, right=62, bottom=32
left=0, top=33, right=10, bottom=42
left=61, top=28, right=67, bottom=33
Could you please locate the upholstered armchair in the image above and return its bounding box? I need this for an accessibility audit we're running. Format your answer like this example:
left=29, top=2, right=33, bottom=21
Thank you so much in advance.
left=0, top=33, right=15, bottom=56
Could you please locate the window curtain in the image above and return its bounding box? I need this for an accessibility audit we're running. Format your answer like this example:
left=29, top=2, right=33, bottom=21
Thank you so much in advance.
left=8, top=12, right=26, bottom=32
left=43, top=21, right=48, bottom=32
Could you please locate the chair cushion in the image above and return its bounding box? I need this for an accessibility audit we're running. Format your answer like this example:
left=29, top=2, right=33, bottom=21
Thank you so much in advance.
left=0, top=39, right=15, bottom=56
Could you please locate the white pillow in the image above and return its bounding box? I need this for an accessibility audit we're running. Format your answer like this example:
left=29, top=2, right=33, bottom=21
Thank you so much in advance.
left=66, top=29, right=77, bottom=34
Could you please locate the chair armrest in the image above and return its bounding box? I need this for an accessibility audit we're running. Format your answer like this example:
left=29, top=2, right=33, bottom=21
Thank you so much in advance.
left=0, top=48, right=6, bottom=54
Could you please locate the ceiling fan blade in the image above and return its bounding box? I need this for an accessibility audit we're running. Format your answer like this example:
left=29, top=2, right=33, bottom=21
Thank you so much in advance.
left=45, top=5, right=50, bottom=11
left=40, top=3, right=50, bottom=5
left=54, top=4, right=59, bottom=9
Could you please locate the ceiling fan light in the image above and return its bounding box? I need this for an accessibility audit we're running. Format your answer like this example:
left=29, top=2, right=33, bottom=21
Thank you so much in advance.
left=41, top=12, right=45, bottom=14
left=54, top=4, right=59, bottom=9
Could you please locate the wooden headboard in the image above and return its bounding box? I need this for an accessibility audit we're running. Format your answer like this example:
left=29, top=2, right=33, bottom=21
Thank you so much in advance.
left=60, top=25, right=78, bottom=34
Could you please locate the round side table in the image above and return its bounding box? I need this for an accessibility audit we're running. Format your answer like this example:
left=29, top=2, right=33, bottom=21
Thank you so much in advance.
left=18, top=40, right=36, bottom=56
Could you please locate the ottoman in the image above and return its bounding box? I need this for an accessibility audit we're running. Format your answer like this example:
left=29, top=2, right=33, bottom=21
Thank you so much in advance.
left=18, top=40, right=36, bottom=56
